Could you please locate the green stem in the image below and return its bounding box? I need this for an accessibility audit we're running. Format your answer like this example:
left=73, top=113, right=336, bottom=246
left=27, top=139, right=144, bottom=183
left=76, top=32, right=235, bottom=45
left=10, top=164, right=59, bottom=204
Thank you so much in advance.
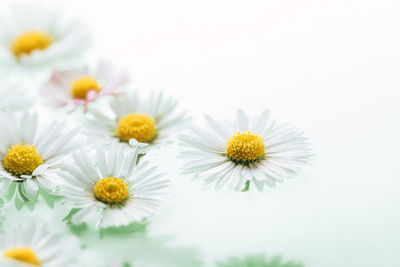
left=241, top=180, right=250, bottom=192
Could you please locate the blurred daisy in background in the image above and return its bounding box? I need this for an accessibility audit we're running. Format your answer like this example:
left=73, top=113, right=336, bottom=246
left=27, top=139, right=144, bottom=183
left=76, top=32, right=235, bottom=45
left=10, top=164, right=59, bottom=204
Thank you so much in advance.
left=57, top=143, right=169, bottom=229
left=0, top=112, right=79, bottom=209
left=179, top=110, right=312, bottom=191
left=83, top=90, right=188, bottom=153
left=43, top=61, right=129, bottom=112
left=0, top=79, right=34, bottom=111
left=0, top=223, right=80, bottom=266
left=0, top=1, right=90, bottom=80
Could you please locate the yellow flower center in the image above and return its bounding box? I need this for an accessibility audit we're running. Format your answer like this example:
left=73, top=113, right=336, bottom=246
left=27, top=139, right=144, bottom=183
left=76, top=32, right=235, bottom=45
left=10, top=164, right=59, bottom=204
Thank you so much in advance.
left=4, top=247, right=41, bottom=266
left=94, top=177, right=129, bottom=204
left=10, top=30, right=53, bottom=57
left=3, top=143, right=43, bottom=176
left=70, top=76, right=101, bottom=99
left=116, top=113, right=156, bottom=143
left=226, top=131, right=265, bottom=164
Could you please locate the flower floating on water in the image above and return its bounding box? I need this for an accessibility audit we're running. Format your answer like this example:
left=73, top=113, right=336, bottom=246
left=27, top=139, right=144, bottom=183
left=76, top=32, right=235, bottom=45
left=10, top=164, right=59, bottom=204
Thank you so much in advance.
left=179, top=110, right=312, bottom=191
left=43, top=61, right=129, bottom=112
left=0, top=112, right=79, bottom=208
left=57, top=143, right=170, bottom=229
left=0, top=1, right=90, bottom=79
left=84, top=90, right=188, bottom=153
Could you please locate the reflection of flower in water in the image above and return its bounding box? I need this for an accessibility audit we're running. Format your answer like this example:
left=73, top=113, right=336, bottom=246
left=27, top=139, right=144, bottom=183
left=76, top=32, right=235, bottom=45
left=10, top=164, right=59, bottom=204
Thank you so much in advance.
left=217, top=253, right=304, bottom=267
left=65, top=219, right=203, bottom=267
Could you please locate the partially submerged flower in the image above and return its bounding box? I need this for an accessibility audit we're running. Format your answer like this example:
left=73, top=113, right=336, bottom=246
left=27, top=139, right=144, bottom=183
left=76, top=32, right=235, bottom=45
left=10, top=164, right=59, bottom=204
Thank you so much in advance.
left=0, top=223, right=81, bottom=266
left=217, top=253, right=304, bottom=267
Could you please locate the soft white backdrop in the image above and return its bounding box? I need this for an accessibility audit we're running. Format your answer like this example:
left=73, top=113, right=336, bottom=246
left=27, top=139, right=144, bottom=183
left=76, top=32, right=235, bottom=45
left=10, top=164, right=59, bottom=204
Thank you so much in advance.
left=2, top=0, right=400, bottom=266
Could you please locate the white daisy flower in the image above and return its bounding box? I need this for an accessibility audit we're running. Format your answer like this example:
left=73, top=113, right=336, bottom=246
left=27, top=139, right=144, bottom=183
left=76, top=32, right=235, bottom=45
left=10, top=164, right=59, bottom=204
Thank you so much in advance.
left=179, top=110, right=312, bottom=191
left=43, top=61, right=129, bottom=112
left=83, top=90, right=188, bottom=153
left=57, top=143, right=169, bottom=229
left=0, top=1, right=90, bottom=79
left=0, top=79, right=34, bottom=111
left=0, top=111, right=79, bottom=207
left=0, top=223, right=80, bottom=267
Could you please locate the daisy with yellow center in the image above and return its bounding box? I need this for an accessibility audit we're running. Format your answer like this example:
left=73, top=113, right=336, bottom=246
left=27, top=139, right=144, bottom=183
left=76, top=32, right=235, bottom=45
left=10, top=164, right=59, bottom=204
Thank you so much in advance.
left=83, top=90, right=187, bottom=154
left=10, top=30, right=53, bottom=58
left=226, top=131, right=265, bottom=165
left=0, top=2, right=90, bottom=77
left=179, top=110, right=312, bottom=191
left=3, top=143, right=44, bottom=176
left=0, top=224, right=81, bottom=266
left=0, top=112, right=79, bottom=207
left=70, top=76, right=101, bottom=99
left=3, top=247, right=40, bottom=266
left=43, top=61, right=128, bottom=112
left=116, top=114, right=157, bottom=143
left=94, top=177, right=129, bottom=204
left=57, top=144, right=169, bottom=229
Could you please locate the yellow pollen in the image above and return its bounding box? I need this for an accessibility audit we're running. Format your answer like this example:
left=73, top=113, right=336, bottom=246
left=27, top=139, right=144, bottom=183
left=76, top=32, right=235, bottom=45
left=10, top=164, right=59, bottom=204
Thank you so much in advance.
left=3, top=143, right=43, bottom=176
left=226, top=131, right=265, bottom=164
left=70, top=76, right=101, bottom=99
left=94, top=177, right=129, bottom=204
left=116, top=113, right=156, bottom=143
left=4, top=247, right=41, bottom=266
left=11, top=30, right=53, bottom=57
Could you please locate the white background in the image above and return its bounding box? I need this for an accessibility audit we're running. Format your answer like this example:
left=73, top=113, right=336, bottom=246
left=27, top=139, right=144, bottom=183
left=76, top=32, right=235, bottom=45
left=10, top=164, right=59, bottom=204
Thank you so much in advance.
left=3, top=0, right=400, bottom=266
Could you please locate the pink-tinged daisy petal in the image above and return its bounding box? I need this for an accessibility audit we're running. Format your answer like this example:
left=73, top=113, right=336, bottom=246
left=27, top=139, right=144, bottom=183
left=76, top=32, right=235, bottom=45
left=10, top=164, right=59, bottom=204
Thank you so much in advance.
left=43, top=60, right=129, bottom=112
left=86, top=89, right=98, bottom=101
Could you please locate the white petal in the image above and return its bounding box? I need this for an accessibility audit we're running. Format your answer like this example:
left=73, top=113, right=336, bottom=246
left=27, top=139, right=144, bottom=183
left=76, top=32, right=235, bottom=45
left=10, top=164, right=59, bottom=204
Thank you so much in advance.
left=24, top=179, right=39, bottom=199
left=235, top=109, right=248, bottom=131
left=204, top=114, right=230, bottom=139
left=32, top=164, right=49, bottom=176
left=71, top=205, right=98, bottom=225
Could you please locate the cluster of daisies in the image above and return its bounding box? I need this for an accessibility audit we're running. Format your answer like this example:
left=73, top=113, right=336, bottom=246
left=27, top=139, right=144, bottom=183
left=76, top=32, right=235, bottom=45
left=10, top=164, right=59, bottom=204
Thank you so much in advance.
left=0, top=1, right=312, bottom=266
